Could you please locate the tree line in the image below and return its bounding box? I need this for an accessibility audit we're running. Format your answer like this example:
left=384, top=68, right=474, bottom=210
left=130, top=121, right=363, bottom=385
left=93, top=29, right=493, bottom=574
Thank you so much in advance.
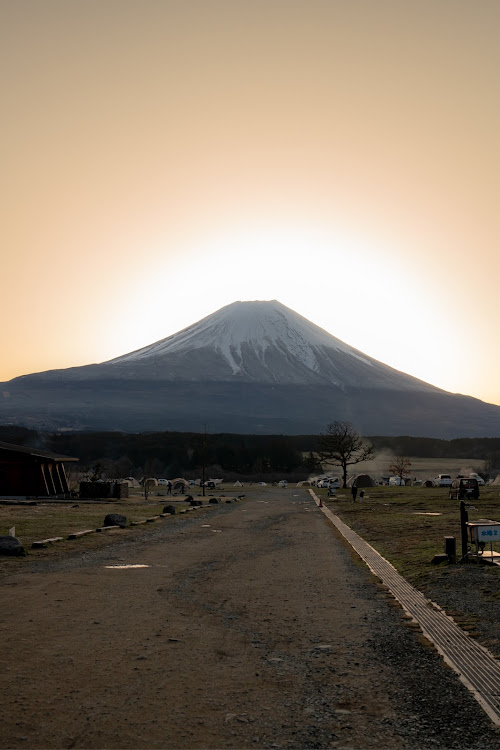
left=0, top=426, right=320, bottom=481
left=1, top=425, right=499, bottom=479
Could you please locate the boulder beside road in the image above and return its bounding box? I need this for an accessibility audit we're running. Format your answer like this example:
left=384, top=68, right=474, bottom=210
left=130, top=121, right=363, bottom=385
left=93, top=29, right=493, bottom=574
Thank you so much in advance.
left=0, top=535, right=26, bottom=556
left=103, top=513, right=127, bottom=528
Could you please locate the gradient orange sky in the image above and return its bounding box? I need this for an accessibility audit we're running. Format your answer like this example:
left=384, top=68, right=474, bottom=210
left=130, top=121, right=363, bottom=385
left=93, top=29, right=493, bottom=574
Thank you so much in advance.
left=2, top=0, right=500, bottom=405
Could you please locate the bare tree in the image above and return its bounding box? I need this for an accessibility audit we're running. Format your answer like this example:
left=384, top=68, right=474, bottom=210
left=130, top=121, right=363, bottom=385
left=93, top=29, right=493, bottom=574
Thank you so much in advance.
left=388, top=456, right=412, bottom=484
left=317, top=421, right=374, bottom=489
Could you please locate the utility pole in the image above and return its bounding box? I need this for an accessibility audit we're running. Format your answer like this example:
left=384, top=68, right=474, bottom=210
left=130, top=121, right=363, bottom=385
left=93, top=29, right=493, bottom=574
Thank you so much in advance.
left=201, top=424, right=208, bottom=498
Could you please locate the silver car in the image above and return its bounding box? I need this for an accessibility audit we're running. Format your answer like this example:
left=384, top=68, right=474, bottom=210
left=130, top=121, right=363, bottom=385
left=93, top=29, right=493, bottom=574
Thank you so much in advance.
left=434, top=474, right=452, bottom=487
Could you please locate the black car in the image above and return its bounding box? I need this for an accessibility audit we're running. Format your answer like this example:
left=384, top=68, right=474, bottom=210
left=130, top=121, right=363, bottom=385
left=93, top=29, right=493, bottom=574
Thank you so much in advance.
left=449, top=477, right=480, bottom=501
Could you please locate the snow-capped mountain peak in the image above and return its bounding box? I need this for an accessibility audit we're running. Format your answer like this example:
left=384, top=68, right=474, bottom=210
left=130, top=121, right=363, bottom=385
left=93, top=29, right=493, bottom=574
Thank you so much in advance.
left=106, top=300, right=435, bottom=391
left=8, top=299, right=498, bottom=438
left=110, top=300, right=354, bottom=369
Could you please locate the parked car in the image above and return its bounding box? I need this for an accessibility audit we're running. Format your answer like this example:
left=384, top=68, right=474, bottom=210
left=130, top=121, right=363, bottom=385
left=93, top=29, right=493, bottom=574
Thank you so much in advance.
left=468, top=472, right=485, bottom=486
left=449, top=477, right=480, bottom=500
left=317, top=477, right=341, bottom=489
left=389, top=476, right=406, bottom=486
left=278, top=480, right=288, bottom=488
left=433, top=474, right=453, bottom=487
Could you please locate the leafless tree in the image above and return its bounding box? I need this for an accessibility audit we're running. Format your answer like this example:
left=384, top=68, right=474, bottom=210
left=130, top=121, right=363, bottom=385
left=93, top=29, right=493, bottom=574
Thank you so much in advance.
left=317, top=421, right=374, bottom=488
left=388, top=456, right=412, bottom=484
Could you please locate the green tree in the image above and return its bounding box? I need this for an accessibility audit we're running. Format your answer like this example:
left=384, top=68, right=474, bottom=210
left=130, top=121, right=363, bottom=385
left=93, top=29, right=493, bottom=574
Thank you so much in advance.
left=317, top=421, right=374, bottom=488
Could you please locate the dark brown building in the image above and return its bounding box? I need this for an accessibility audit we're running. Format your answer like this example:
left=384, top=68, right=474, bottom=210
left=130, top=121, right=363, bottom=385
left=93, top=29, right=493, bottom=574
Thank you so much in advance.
left=0, top=441, right=78, bottom=498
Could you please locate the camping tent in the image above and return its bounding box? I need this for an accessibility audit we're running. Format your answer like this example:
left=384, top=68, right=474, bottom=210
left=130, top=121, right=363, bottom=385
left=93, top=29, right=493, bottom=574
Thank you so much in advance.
left=348, top=474, right=377, bottom=488
left=171, top=477, right=188, bottom=491
left=124, top=477, right=140, bottom=488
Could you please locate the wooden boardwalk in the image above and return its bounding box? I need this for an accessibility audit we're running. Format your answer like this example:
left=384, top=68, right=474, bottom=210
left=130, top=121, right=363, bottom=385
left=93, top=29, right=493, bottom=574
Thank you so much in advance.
left=312, top=490, right=500, bottom=727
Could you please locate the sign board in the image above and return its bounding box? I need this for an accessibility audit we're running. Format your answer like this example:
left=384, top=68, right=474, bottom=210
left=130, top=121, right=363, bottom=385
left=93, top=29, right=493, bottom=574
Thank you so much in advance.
left=472, top=524, right=500, bottom=543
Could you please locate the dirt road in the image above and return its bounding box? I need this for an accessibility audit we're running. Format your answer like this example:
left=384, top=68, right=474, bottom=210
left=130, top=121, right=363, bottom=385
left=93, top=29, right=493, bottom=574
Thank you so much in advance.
left=1, top=490, right=499, bottom=749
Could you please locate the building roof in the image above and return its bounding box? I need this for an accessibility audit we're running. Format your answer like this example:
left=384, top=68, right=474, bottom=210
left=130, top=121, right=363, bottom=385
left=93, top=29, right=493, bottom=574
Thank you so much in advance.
left=0, top=441, right=78, bottom=462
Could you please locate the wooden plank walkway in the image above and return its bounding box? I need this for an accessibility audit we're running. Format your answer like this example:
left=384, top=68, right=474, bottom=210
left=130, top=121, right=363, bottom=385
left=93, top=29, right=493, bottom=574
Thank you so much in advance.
left=311, top=490, right=500, bottom=727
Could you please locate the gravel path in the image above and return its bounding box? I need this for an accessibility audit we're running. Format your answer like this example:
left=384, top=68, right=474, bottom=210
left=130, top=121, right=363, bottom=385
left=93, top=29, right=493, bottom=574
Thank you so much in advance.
left=1, top=490, right=499, bottom=749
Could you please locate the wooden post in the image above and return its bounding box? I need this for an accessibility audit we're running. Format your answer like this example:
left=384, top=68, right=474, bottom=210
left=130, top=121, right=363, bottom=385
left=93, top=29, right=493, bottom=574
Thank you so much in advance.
left=460, top=500, right=469, bottom=563
left=444, top=536, right=456, bottom=564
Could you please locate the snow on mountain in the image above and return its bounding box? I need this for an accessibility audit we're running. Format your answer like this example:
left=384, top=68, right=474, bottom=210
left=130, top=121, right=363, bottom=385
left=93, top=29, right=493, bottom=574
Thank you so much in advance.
left=106, top=300, right=439, bottom=391
left=110, top=300, right=369, bottom=370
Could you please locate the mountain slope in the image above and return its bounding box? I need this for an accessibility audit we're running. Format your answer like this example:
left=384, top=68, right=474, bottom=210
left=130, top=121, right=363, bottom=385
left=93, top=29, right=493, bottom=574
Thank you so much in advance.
left=16, top=301, right=444, bottom=391
left=2, top=300, right=500, bottom=437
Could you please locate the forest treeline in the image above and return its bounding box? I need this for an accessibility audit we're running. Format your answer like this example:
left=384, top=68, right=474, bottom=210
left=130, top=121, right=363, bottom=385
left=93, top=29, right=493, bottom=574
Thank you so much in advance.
left=2, top=425, right=500, bottom=479
left=0, top=425, right=320, bottom=480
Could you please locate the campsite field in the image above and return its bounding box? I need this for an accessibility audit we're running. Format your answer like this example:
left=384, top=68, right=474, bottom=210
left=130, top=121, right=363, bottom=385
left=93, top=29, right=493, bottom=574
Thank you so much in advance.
left=1, top=482, right=499, bottom=657
left=1, top=483, right=498, bottom=583
left=0, top=495, right=204, bottom=572
left=320, top=454, right=486, bottom=482
left=316, top=484, right=498, bottom=581
left=317, top=483, right=500, bottom=656
left=2, top=487, right=500, bottom=750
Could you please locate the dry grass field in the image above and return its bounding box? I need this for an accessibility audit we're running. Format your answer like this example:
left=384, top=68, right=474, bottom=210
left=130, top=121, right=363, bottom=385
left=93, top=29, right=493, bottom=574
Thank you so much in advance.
left=316, top=484, right=499, bottom=583
left=0, top=492, right=207, bottom=574
left=321, top=453, right=486, bottom=481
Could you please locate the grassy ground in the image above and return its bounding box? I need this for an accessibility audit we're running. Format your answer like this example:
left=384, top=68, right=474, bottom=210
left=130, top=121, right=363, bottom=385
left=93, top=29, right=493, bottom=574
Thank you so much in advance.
left=0, top=498, right=170, bottom=546
left=318, top=484, right=500, bottom=587
left=0, top=489, right=214, bottom=574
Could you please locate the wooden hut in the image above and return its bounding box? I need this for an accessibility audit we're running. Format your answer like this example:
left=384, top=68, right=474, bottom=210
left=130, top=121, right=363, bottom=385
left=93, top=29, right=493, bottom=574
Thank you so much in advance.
left=0, top=441, right=78, bottom=498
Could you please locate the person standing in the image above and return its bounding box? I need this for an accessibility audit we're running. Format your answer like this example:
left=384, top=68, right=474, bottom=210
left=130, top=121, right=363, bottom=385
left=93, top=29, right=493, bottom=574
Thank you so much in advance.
left=351, top=484, right=358, bottom=502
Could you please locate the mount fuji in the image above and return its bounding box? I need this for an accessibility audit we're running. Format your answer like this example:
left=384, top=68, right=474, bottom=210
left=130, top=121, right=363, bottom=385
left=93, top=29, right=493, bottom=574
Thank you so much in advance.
left=2, top=300, right=500, bottom=437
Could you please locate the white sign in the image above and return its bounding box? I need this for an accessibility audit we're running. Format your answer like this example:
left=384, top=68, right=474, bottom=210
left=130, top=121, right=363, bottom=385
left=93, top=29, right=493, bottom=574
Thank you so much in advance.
left=475, top=524, right=500, bottom=542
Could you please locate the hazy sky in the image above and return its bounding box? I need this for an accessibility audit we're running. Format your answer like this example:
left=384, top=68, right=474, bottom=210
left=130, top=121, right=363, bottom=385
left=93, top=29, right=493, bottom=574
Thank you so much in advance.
left=2, top=0, right=500, bottom=406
